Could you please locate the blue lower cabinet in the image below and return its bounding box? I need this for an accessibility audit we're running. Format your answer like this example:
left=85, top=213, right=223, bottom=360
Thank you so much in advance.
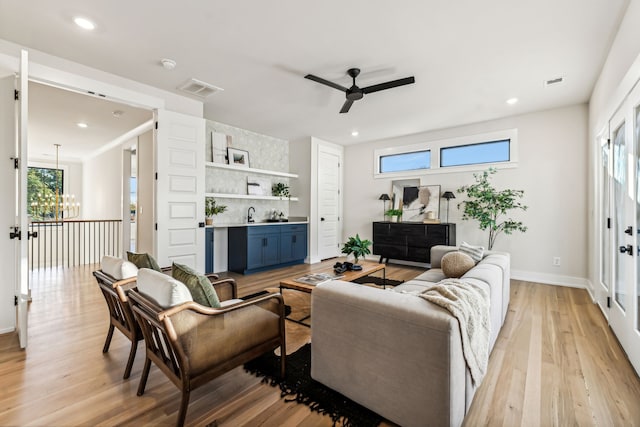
left=229, top=224, right=307, bottom=274
left=205, top=228, right=214, bottom=274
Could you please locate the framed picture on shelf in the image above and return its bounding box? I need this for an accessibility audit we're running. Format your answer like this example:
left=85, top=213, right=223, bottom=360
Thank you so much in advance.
left=211, top=131, right=231, bottom=163
left=247, top=177, right=270, bottom=196
left=402, top=185, right=441, bottom=222
left=227, top=147, right=250, bottom=168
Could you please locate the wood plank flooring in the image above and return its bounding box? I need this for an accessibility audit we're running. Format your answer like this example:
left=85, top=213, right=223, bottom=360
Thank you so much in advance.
left=0, top=261, right=639, bottom=426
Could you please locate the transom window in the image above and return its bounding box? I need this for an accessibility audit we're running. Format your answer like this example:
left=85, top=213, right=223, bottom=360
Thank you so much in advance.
left=374, top=129, right=517, bottom=177
left=440, top=139, right=510, bottom=167
left=379, top=150, right=431, bottom=173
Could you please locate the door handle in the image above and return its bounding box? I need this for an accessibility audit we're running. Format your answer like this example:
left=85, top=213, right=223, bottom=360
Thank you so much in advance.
left=619, top=245, right=634, bottom=256
left=625, top=226, right=633, bottom=235
left=27, top=231, right=38, bottom=239
left=321, top=217, right=325, bottom=221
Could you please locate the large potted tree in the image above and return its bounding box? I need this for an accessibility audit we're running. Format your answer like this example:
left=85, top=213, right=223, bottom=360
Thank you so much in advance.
left=457, top=168, right=527, bottom=250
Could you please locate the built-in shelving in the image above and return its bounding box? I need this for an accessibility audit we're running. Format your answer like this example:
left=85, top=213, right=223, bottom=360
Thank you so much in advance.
left=206, top=192, right=299, bottom=201
left=205, top=162, right=298, bottom=178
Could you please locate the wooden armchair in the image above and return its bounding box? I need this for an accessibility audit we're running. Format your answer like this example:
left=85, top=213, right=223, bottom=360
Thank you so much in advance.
left=128, top=288, right=286, bottom=427
left=93, top=268, right=238, bottom=380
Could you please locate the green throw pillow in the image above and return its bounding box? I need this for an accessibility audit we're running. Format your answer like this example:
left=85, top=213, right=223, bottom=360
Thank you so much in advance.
left=126, top=251, right=162, bottom=272
left=171, top=262, right=221, bottom=308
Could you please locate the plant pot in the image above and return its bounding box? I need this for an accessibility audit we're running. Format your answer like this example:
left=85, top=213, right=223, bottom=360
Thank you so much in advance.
left=390, top=216, right=399, bottom=223
left=205, top=217, right=213, bottom=226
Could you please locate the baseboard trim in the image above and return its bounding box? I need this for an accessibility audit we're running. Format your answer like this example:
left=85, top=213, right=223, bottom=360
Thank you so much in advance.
left=0, top=326, right=15, bottom=335
left=511, top=269, right=589, bottom=289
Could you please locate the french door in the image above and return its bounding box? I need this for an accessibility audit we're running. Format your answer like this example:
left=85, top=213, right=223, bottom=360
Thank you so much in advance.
left=606, top=82, right=640, bottom=376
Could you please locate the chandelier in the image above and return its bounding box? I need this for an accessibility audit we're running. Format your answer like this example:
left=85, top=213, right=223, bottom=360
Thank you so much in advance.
left=30, top=144, right=80, bottom=221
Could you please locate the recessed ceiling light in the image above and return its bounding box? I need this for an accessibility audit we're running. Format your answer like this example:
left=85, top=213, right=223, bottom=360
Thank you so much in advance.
left=160, top=58, right=177, bottom=70
left=506, top=97, right=518, bottom=105
left=112, top=110, right=124, bottom=118
left=77, top=122, right=88, bottom=128
left=74, top=17, right=96, bottom=30
left=351, top=131, right=359, bottom=137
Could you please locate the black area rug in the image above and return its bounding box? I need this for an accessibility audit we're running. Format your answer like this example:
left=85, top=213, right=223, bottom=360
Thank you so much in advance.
left=244, top=343, right=383, bottom=427
left=351, top=276, right=404, bottom=287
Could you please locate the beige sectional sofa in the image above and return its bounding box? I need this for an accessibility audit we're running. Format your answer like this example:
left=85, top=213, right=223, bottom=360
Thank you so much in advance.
left=310, top=245, right=510, bottom=427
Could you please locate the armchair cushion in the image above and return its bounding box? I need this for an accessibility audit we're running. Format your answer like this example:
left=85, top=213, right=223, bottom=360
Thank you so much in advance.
left=172, top=262, right=221, bottom=308
left=101, top=255, right=138, bottom=280
left=137, top=268, right=193, bottom=308
left=127, top=251, right=162, bottom=272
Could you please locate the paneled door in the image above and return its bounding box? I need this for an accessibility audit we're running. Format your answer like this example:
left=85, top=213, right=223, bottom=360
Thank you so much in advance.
left=0, top=50, right=29, bottom=347
left=317, top=144, right=342, bottom=260
left=607, top=82, right=640, bottom=376
left=154, top=109, right=206, bottom=272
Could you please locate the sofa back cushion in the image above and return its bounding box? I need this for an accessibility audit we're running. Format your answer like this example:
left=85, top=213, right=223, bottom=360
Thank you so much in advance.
left=101, top=255, right=138, bottom=280
left=126, top=251, right=162, bottom=272
left=137, top=268, right=193, bottom=309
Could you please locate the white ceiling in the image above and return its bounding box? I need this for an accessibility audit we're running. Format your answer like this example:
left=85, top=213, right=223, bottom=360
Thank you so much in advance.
left=0, top=0, right=630, bottom=152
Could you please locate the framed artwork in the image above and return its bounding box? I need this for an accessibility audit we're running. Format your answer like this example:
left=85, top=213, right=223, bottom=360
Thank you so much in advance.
left=227, top=147, right=250, bottom=168
left=402, top=185, right=441, bottom=222
left=247, top=177, right=270, bottom=196
left=211, top=131, right=231, bottom=163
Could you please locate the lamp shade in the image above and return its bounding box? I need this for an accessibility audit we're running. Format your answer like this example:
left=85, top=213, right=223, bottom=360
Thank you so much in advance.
left=379, top=193, right=391, bottom=201
left=442, top=191, right=456, bottom=200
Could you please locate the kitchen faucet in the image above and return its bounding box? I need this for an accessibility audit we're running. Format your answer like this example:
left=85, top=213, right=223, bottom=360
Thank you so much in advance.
left=247, top=206, right=255, bottom=223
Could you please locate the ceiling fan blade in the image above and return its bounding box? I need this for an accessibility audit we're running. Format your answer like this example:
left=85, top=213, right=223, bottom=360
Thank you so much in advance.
left=362, top=76, right=415, bottom=94
left=339, top=99, right=354, bottom=114
left=305, top=74, right=348, bottom=92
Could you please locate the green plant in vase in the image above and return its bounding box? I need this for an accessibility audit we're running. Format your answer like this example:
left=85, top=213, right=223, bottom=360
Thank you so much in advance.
left=205, top=197, right=227, bottom=225
left=457, top=168, right=527, bottom=250
left=385, top=208, right=403, bottom=222
left=272, top=182, right=290, bottom=199
left=341, top=234, right=372, bottom=265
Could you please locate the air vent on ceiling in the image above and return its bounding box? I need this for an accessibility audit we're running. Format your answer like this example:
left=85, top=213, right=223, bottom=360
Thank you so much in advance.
left=544, top=76, right=564, bottom=87
left=178, top=78, right=224, bottom=99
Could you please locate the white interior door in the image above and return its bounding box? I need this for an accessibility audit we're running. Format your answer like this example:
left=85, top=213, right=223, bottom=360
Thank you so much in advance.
left=317, top=144, right=342, bottom=260
left=154, top=109, right=205, bottom=272
left=598, top=132, right=611, bottom=314
left=608, top=84, right=640, bottom=376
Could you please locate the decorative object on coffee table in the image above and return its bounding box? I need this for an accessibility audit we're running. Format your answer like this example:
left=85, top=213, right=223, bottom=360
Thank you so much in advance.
left=442, top=191, right=456, bottom=223
left=341, top=234, right=372, bottom=265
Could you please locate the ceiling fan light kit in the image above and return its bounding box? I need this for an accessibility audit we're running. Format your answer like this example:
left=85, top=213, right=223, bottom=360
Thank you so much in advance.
left=305, top=67, right=415, bottom=113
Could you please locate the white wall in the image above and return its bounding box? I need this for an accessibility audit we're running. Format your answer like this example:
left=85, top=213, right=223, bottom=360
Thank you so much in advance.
left=588, top=0, right=640, bottom=294
left=344, top=104, right=589, bottom=287
left=82, top=145, right=123, bottom=220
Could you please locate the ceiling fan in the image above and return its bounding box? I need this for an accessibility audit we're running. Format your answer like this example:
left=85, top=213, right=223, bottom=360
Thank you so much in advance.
left=304, top=68, right=415, bottom=113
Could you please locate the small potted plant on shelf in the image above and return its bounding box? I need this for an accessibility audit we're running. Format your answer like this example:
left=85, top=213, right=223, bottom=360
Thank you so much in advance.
left=272, top=182, right=290, bottom=199
left=385, top=208, right=403, bottom=223
left=205, top=197, right=227, bottom=225
left=341, top=234, right=372, bottom=265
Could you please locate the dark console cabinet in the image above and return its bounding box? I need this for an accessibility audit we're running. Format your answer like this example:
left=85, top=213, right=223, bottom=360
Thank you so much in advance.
left=373, top=222, right=456, bottom=264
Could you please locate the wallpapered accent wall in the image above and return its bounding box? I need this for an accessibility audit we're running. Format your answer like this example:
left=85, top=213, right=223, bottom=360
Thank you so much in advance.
left=205, top=120, right=292, bottom=224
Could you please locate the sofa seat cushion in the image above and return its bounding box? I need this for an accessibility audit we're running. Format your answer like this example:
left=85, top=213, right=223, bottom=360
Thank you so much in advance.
left=172, top=262, right=221, bottom=308
left=413, top=268, right=446, bottom=283
left=442, top=251, right=475, bottom=278
left=137, top=268, right=193, bottom=308
left=101, top=255, right=138, bottom=280
left=393, top=280, right=435, bottom=293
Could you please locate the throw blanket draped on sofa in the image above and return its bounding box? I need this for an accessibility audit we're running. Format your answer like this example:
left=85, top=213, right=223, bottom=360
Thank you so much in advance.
left=418, top=279, right=490, bottom=385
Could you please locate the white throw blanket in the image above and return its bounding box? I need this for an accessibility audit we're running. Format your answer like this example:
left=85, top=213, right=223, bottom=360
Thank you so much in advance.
left=417, top=279, right=490, bottom=385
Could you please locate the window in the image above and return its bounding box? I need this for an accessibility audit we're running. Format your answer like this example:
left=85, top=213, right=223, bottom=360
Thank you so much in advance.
left=380, top=150, right=431, bottom=173
left=374, top=129, right=517, bottom=178
left=440, top=139, right=510, bottom=167
left=28, top=167, right=63, bottom=220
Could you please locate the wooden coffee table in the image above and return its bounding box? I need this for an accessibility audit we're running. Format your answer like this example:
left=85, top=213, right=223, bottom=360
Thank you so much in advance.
left=279, top=261, right=386, bottom=326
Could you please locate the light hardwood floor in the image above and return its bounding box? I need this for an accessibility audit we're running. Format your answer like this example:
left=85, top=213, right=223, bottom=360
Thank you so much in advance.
left=0, top=261, right=639, bottom=426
